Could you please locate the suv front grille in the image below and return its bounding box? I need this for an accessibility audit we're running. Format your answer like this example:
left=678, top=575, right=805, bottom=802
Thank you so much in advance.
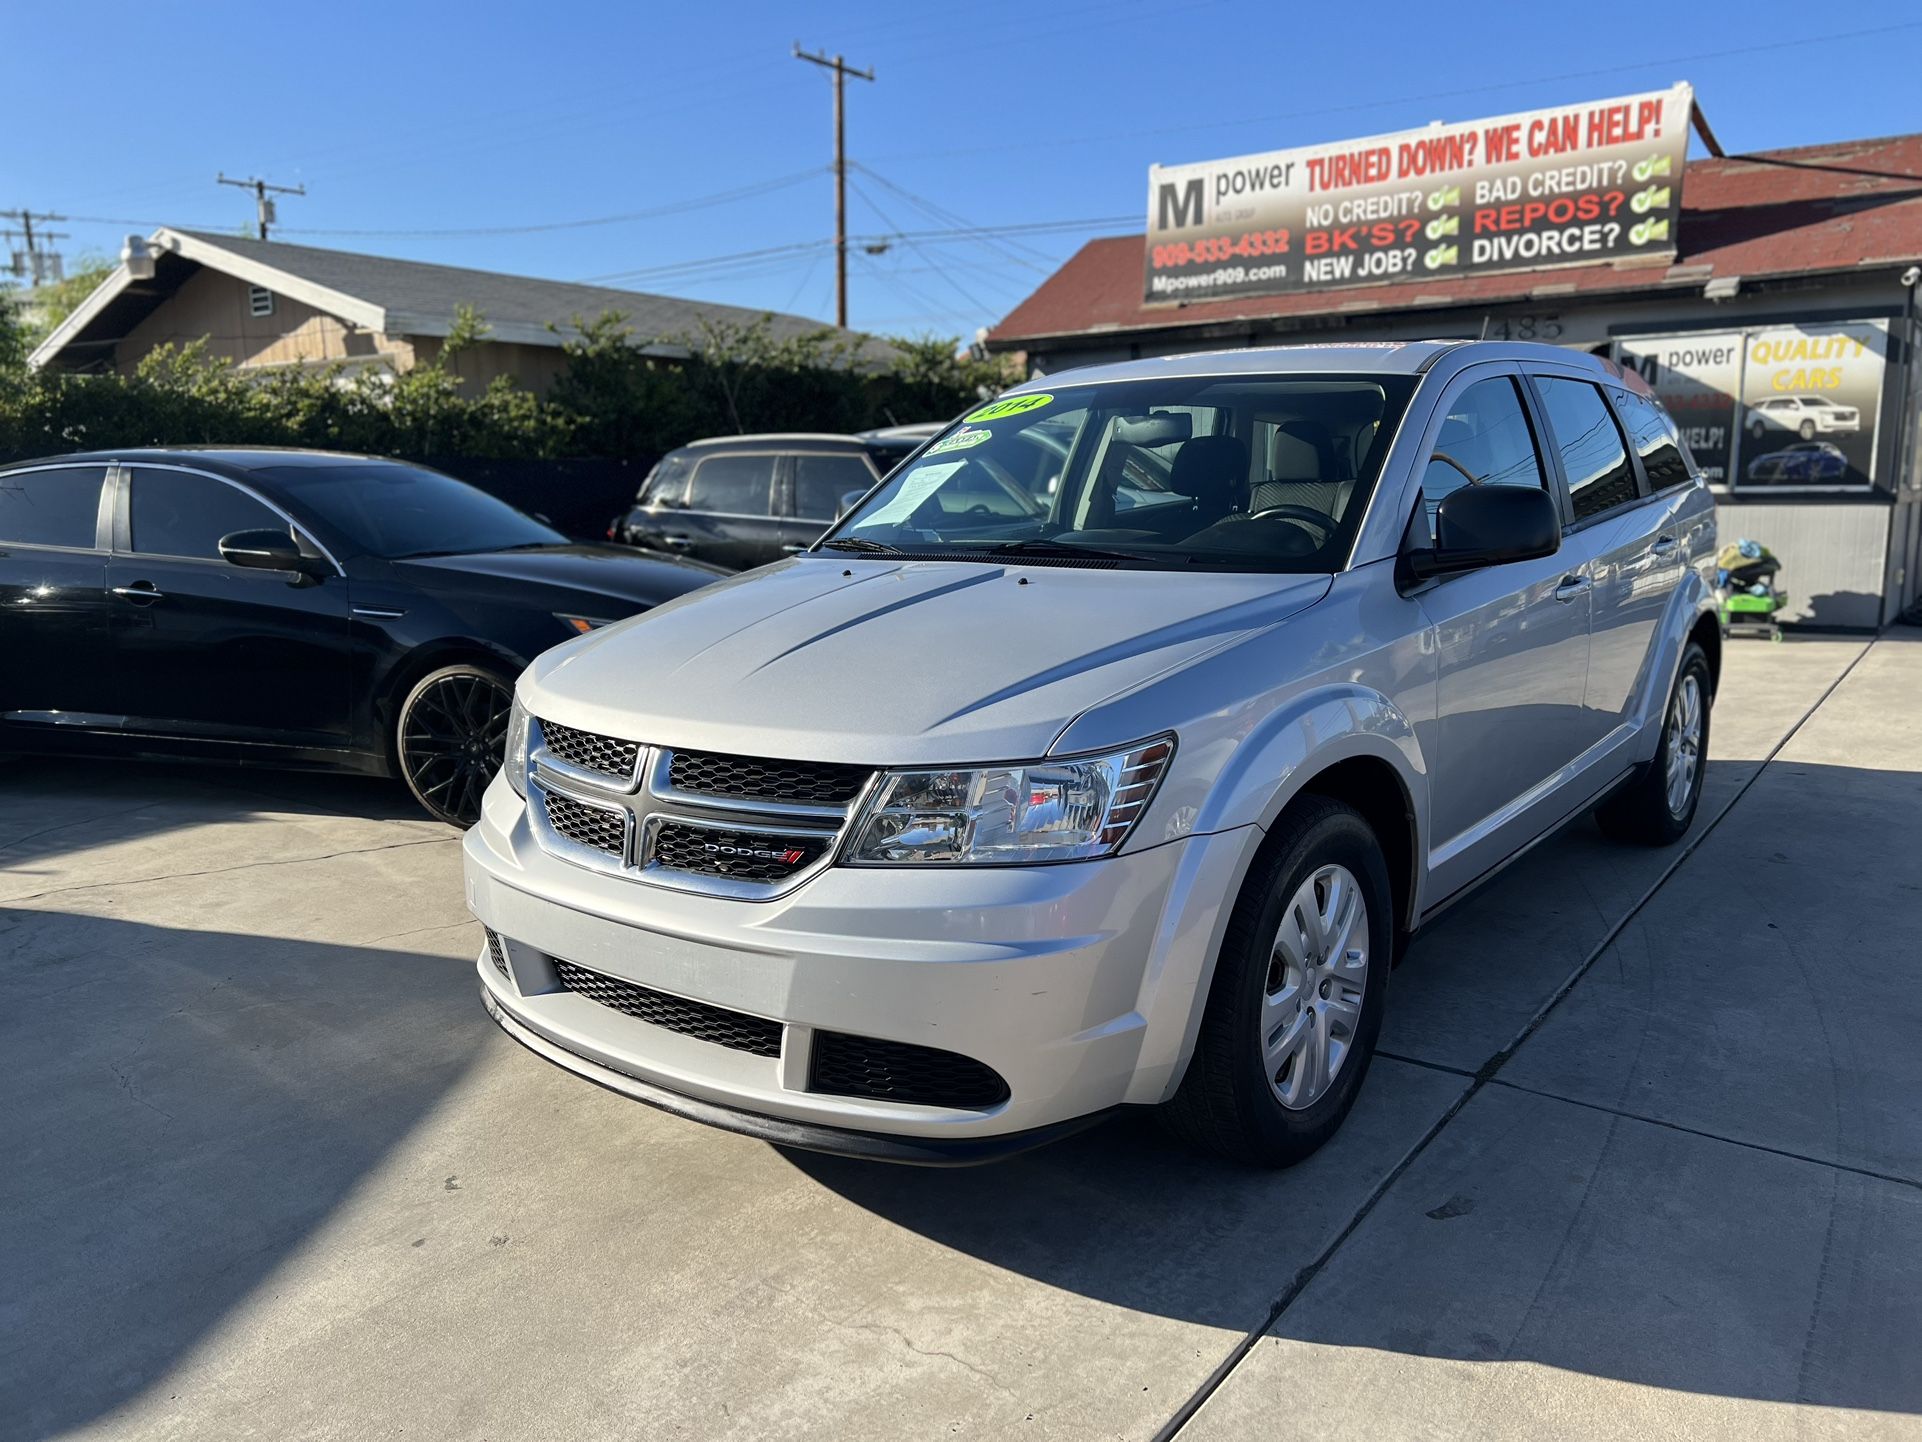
left=669, top=749, right=871, bottom=807
left=552, top=958, right=782, bottom=1057
left=541, top=789, right=626, bottom=858
left=529, top=718, right=868, bottom=896
left=541, top=720, right=641, bottom=782
left=808, top=1032, right=1009, bottom=1110
left=652, top=822, right=829, bottom=883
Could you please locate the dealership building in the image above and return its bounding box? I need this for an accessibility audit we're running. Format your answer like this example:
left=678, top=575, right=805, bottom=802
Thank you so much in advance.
left=988, top=107, right=1922, bottom=630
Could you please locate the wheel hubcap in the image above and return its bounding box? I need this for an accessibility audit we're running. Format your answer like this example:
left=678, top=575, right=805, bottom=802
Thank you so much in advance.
left=402, top=674, right=512, bottom=824
left=1664, top=674, right=1702, bottom=818
left=1263, top=863, right=1370, bottom=1111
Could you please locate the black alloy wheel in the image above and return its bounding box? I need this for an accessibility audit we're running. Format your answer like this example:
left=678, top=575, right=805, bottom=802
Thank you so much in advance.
left=398, top=664, right=514, bottom=826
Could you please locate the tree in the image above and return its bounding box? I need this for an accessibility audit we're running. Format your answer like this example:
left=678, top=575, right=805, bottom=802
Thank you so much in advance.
left=0, top=284, right=29, bottom=378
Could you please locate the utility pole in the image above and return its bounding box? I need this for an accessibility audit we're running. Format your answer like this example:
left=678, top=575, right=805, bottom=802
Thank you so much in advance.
left=217, top=173, right=306, bottom=240
left=792, top=45, right=874, bottom=329
left=0, top=209, right=69, bottom=285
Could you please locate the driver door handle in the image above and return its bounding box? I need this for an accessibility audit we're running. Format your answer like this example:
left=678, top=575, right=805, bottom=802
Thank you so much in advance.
left=657, top=535, right=693, bottom=550
left=1553, top=575, right=1592, bottom=603
left=1649, top=535, right=1679, bottom=558
left=112, top=582, right=164, bottom=604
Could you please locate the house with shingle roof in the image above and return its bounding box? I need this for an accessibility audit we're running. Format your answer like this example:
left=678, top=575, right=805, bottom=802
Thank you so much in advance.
left=30, top=228, right=883, bottom=393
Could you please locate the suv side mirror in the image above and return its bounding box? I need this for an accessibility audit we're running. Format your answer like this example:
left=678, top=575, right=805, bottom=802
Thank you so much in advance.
left=837, top=488, right=868, bottom=518
left=219, top=528, right=329, bottom=578
left=1404, top=485, right=1560, bottom=581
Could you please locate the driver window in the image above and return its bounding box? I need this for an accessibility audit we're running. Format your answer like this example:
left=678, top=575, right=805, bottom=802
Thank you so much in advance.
left=1418, top=377, right=1547, bottom=544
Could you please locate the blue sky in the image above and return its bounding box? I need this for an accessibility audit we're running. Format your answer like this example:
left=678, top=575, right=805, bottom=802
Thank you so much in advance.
left=5, top=0, right=1918, bottom=340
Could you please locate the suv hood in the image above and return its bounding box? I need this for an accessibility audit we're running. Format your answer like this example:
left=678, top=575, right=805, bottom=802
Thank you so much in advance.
left=523, top=557, right=1330, bottom=764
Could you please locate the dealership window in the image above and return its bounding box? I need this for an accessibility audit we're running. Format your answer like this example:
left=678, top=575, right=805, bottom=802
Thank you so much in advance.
left=1536, top=378, right=1639, bottom=521
left=1417, top=377, right=1547, bottom=544
left=249, top=285, right=275, bottom=317
left=1614, top=389, right=1691, bottom=491
left=129, top=468, right=282, bottom=560
left=684, top=453, right=776, bottom=515
left=0, top=465, right=105, bottom=548
left=791, top=453, right=876, bottom=521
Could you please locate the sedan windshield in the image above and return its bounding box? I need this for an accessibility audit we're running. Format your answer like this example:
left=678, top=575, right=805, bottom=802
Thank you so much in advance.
left=254, top=462, right=565, bottom=559
left=822, top=374, right=1417, bottom=571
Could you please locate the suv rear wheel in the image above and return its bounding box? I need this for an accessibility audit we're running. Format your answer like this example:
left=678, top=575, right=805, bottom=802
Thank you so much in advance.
left=1162, top=796, right=1391, bottom=1166
left=1596, top=640, right=1711, bottom=846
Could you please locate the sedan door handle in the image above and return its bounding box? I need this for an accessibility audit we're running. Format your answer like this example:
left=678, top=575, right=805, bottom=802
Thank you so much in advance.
left=781, top=542, right=808, bottom=554
left=1553, top=575, right=1592, bottom=603
left=111, top=582, right=164, bottom=604
left=1649, top=535, right=1680, bottom=557
left=657, top=535, right=693, bottom=550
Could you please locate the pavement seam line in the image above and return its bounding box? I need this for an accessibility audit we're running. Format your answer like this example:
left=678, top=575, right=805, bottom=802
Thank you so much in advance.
left=1487, top=1077, right=1922, bottom=1191
left=1153, top=635, right=1880, bottom=1441
left=1, top=834, right=457, bottom=904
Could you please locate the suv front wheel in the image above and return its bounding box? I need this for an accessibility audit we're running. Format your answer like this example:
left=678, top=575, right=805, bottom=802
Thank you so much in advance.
left=1163, top=797, right=1392, bottom=1166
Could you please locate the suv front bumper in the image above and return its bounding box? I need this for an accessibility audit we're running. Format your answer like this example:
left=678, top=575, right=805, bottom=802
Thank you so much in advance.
left=463, top=775, right=1254, bottom=1157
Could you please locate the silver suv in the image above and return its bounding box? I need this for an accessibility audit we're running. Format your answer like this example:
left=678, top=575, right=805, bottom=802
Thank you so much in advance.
left=464, top=341, right=1718, bottom=1167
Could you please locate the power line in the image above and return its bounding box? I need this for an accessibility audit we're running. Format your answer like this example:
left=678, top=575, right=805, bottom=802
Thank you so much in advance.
left=867, top=18, right=1922, bottom=164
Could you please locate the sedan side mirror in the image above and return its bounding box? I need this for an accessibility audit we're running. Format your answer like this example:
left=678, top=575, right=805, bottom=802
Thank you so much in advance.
left=1404, top=485, right=1560, bottom=581
left=219, top=528, right=330, bottom=578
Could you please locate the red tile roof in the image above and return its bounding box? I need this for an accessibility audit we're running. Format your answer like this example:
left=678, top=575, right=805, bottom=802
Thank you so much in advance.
left=987, top=133, right=1922, bottom=346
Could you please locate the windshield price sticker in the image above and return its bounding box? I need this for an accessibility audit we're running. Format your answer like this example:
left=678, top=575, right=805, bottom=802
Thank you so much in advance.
left=962, top=394, right=1052, bottom=423
left=1144, top=83, right=1691, bottom=303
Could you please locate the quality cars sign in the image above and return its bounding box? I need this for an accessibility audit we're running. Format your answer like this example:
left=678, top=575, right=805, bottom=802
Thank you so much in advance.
left=1144, top=84, right=1692, bottom=303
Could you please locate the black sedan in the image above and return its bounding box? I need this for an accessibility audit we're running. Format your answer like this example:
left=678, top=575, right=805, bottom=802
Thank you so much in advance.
left=0, top=449, right=723, bottom=824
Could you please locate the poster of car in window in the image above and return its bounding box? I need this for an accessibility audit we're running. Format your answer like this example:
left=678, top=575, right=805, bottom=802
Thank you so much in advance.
left=1738, top=322, right=1885, bottom=490
left=1143, top=84, right=1691, bottom=304
left=1615, top=320, right=1886, bottom=492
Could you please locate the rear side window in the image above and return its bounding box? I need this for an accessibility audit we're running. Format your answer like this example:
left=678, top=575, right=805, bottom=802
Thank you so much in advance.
left=129, top=468, right=281, bottom=559
left=638, top=454, right=690, bottom=506
left=684, top=454, right=775, bottom=515
left=1417, top=377, right=1546, bottom=544
left=792, top=453, right=876, bottom=521
left=1613, top=389, right=1691, bottom=491
left=1536, top=377, right=1640, bottom=521
left=0, top=465, right=105, bottom=548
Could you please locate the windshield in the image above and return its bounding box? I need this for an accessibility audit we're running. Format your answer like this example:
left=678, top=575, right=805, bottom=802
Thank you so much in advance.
left=821, top=375, right=1416, bottom=571
left=254, top=462, right=566, bottom=559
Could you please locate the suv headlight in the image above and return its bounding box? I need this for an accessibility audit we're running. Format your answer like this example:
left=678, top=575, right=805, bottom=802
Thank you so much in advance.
left=502, top=696, right=531, bottom=798
left=846, top=736, right=1174, bottom=865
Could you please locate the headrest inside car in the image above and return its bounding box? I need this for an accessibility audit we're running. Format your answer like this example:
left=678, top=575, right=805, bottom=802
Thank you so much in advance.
left=1169, top=435, right=1248, bottom=503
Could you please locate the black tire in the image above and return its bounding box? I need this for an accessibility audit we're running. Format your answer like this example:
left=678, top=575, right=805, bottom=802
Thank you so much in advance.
left=1596, top=641, right=1712, bottom=846
left=1749, top=420, right=1765, bottom=441
left=396, top=663, right=514, bottom=827
left=1161, top=797, right=1393, bottom=1167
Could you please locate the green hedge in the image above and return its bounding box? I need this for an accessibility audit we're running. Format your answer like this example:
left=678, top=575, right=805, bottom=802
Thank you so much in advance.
left=0, top=303, right=1009, bottom=463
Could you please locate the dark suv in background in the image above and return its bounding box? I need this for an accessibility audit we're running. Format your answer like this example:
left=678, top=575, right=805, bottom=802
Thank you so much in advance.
left=613, top=434, right=890, bottom=570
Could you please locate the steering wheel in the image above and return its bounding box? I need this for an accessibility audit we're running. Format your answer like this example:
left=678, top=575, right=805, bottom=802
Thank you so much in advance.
left=1429, top=451, right=1481, bottom=485
left=1243, top=502, right=1338, bottom=541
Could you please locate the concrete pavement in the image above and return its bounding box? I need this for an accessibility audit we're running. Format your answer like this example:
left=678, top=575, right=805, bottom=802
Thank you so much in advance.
left=2, top=633, right=1915, bottom=1440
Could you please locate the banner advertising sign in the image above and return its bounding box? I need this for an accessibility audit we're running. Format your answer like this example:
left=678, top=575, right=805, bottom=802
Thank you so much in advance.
left=1144, top=84, right=1691, bottom=305
left=1616, top=320, right=1887, bottom=491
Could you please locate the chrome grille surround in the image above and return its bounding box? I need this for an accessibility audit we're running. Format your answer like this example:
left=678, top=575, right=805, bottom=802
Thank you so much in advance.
left=528, top=717, right=874, bottom=900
